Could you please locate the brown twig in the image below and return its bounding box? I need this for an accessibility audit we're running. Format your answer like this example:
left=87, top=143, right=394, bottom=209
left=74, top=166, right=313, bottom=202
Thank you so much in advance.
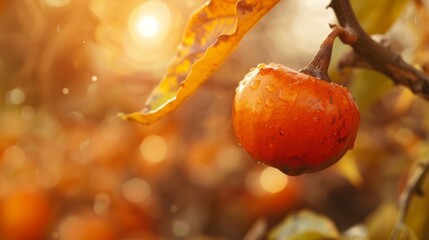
left=328, top=0, right=429, bottom=99
left=390, top=161, right=429, bottom=240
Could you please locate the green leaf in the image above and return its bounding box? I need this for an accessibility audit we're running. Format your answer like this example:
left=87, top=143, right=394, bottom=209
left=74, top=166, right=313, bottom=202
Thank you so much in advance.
left=121, top=0, right=280, bottom=124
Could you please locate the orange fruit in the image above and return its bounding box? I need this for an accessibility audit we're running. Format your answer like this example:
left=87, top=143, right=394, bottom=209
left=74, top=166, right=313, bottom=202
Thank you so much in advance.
left=233, top=63, right=360, bottom=175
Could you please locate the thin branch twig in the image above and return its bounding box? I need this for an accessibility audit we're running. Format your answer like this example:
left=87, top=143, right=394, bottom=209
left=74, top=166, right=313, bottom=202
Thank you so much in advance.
left=328, top=0, right=429, bottom=99
left=390, top=161, right=429, bottom=240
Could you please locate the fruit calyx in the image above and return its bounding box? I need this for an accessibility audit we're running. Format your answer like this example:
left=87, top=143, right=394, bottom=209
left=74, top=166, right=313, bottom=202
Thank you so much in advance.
left=299, top=25, right=357, bottom=82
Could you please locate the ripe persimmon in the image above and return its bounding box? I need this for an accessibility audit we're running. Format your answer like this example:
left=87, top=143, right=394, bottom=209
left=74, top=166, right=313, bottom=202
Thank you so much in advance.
left=232, top=26, right=360, bottom=175
left=233, top=63, right=359, bottom=175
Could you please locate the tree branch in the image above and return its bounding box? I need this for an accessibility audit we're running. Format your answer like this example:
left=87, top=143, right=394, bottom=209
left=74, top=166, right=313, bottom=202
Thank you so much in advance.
left=327, top=1, right=429, bottom=238
left=328, top=0, right=429, bottom=99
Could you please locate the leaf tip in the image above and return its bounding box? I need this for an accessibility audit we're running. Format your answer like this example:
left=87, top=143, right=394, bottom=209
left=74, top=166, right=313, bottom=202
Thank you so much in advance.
left=117, top=111, right=158, bottom=125
left=117, top=112, right=128, bottom=120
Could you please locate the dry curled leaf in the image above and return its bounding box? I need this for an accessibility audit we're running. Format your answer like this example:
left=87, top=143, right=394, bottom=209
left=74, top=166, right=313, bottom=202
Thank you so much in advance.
left=120, top=0, right=280, bottom=124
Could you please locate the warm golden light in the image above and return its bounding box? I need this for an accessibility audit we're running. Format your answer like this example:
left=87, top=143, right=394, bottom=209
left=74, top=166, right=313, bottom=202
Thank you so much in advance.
left=259, top=167, right=288, bottom=194
left=137, top=15, right=160, bottom=38
left=42, top=0, right=71, bottom=7
left=128, top=0, right=172, bottom=45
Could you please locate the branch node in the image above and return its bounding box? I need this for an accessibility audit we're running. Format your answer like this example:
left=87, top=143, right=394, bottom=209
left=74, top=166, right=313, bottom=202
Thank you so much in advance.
left=329, top=0, right=429, bottom=99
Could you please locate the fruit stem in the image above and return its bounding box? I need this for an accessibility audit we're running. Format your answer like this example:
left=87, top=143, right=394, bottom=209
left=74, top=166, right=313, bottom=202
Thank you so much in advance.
left=299, top=25, right=356, bottom=82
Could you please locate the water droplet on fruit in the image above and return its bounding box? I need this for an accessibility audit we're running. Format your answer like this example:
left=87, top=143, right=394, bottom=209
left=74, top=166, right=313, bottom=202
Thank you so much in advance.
left=265, top=98, right=274, bottom=108
left=265, top=84, right=275, bottom=92
left=278, top=90, right=297, bottom=102
left=257, top=63, right=266, bottom=68
left=250, top=80, right=261, bottom=90
left=312, top=116, right=319, bottom=123
left=289, top=76, right=300, bottom=85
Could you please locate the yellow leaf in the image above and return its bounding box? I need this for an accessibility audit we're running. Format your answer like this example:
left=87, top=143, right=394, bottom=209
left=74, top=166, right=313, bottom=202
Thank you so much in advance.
left=120, top=0, right=280, bottom=124
left=349, top=69, right=393, bottom=113
left=268, top=209, right=339, bottom=240
left=405, top=161, right=429, bottom=239
left=351, top=0, right=408, bottom=35
left=366, top=201, right=398, bottom=240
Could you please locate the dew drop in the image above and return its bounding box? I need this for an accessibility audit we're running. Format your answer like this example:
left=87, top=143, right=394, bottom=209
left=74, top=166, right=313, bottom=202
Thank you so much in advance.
left=240, top=79, right=248, bottom=86
left=265, top=98, right=274, bottom=108
left=257, top=63, right=266, bottom=68
left=312, top=116, right=319, bottom=123
left=289, top=76, right=300, bottom=85
left=265, top=84, right=275, bottom=92
left=278, top=90, right=297, bottom=102
left=250, top=80, right=261, bottom=90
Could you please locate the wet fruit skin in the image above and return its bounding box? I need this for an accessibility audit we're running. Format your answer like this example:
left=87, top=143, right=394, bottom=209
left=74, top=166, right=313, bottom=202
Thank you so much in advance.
left=233, top=63, right=360, bottom=175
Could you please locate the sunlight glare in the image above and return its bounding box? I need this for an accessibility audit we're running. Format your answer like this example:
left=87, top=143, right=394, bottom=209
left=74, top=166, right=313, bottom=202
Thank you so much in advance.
left=43, top=0, right=71, bottom=7
left=137, top=15, right=160, bottom=38
left=129, top=0, right=172, bottom=45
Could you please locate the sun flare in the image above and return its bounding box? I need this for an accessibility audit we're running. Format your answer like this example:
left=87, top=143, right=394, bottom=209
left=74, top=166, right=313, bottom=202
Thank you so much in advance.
left=137, top=15, right=160, bottom=38
left=128, top=0, right=172, bottom=45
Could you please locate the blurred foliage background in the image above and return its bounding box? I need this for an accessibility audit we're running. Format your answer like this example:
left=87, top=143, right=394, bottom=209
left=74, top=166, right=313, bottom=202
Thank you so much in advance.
left=0, top=0, right=429, bottom=239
